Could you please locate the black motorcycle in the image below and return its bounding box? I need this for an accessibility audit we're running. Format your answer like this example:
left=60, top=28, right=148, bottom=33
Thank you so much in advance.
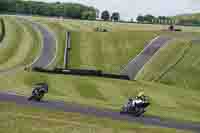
left=120, top=96, right=150, bottom=117
left=28, top=83, right=48, bottom=102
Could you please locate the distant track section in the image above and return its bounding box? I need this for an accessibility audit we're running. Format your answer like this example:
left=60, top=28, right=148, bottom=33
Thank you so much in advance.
left=0, top=92, right=200, bottom=132
left=121, top=36, right=171, bottom=80
left=25, top=19, right=56, bottom=68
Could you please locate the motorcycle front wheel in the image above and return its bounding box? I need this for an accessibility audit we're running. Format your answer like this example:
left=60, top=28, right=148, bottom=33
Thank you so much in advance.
left=28, top=96, right=34, bottom=101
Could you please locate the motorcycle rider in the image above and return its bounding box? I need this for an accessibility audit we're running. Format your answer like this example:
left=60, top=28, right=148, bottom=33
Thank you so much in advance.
left=136, top=88, right=145, bottom=101
left=127, top=98, right=133, bottom=108
left=30, top=83, right=48, bottom=101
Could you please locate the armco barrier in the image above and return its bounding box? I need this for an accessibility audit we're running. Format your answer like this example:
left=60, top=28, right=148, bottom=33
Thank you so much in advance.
left=32, top=67, right=129, bottom=80
left=67, top=32, right=71, bottom=49
left=53, top=68, right=102, bottom=76
left=64, top=32, right=71, bottom=68
left=101, top=73, right=130, bottom=80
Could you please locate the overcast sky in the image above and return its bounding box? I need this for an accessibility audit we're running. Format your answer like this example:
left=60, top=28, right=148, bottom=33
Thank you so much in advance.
left=34, top=0, right=200, bottom=20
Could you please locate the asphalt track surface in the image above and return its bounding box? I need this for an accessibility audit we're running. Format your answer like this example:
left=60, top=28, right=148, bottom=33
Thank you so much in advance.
left=0, top=92, right=200, bottom=132
left=121, top=36, right=172, bottom=80
left=28, top=20, right=56, bottom=68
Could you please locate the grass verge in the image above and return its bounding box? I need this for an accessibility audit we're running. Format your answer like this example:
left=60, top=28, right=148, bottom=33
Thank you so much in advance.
left=0, top=102, right=190, bottom=133
left=0, top=70, right=200, bottom=123
left=0, top=16, right=22, bottom=64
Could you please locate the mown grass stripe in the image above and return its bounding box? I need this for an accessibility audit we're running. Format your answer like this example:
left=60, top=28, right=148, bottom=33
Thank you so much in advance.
left=69, top=31, right=158, bottom=73
left=0, top=17, right=42, bottom=70
left=0, top=17, right=23, bottom=65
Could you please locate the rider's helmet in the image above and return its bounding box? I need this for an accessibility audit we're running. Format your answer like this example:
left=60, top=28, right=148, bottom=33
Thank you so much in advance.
left=136, top=88, right=145, bottom=100
left=35, top=83, right=48, bottom=94
left=138, top=91, right=144, bottom=97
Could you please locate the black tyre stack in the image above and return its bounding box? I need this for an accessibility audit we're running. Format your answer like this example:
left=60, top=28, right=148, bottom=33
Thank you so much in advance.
left=0, top=18, right=5, bottom=42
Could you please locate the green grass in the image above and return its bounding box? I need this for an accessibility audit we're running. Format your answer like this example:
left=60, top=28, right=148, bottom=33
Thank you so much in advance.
left=136, top=39, right=192, bottom=81
left=61, top=18, right=200, bottom=32
left=19, top=19, right=42, bottom=67
left=0, top=16, right=42, bottom=70
left=69, top=31, right=158, bottom=73
left=28, top=16, right=200, bottom=32
left=0, top=17, right=23, bottom=65
left=29, top=16, right=161, bottom=72
left=1, top=70, right=200, bottom=123
left=0, top=102, right=190, bottom=133
left=136, top=36, right=200, bottom=90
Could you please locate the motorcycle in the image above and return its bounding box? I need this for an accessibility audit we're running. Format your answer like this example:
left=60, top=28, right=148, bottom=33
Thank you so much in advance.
left=120, top=96, right=150, bottom=117
left=28, top=83, right=48, bottom=102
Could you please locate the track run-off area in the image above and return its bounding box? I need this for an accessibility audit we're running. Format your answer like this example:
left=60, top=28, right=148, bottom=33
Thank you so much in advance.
left=0, top=92, right=200, bottom=132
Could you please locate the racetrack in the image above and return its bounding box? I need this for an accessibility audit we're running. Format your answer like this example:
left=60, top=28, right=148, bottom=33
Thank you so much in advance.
left=0, top=92, right=199, bottom=132
left=27, top=20, right=56, bottom=68
left=1, top=17, right=200, bottom=132
left=121, top=36, right=172, bottom=80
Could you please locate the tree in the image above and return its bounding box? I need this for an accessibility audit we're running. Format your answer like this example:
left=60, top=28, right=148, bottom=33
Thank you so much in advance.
left=101, top=10, right=110, bottom=21
left=111, top=12, right=120, bottom=22
left=81, top=11, right=96, bottom=20
left=158, top=16, right=167, bottom=24
left=136, top=15, right=144, bottom=23
left=143, top=14, right=155, bottom=23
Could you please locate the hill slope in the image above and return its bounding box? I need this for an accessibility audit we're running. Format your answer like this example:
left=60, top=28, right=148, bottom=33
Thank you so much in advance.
left=69, top=31, right=158, bottom=73
left=1, top=16, right=200, bottom=126
left=136, top=35, right=200, bottom=91
left=0, top=17, right=42, bottom=70
left=175, top=13, right=200, bottom=20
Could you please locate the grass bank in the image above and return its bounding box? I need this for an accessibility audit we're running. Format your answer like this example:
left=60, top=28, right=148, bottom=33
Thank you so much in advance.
left=69, top=31, right=158, bottom=73
left=0, top=16, right=42, bottom=70
left=136, top=37, right=200, bottom=90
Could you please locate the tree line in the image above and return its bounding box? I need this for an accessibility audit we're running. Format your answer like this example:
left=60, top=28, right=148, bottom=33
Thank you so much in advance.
left=101, top=10, right=120, bottom=21
left=0, top=0, right=97, bottom=20
left=136, top=14, right=176, bottom=24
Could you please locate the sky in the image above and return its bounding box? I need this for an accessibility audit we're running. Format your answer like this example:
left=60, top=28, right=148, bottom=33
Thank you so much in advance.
left=34, top=0, right=200, bottom=20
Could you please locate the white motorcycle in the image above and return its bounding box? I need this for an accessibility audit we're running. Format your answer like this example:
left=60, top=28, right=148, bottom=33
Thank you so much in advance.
left=120, top=96, right=150, bottom=117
